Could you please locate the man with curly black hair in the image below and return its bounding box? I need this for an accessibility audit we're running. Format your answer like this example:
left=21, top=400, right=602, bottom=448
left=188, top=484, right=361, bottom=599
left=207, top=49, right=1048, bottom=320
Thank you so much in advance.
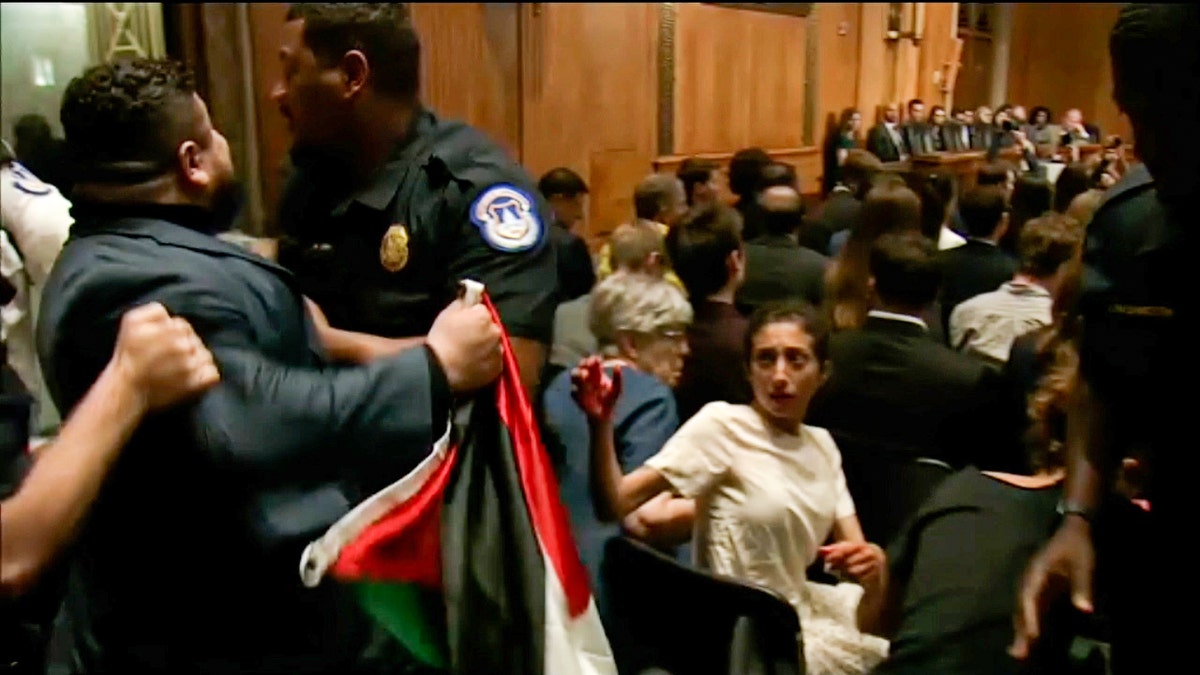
left=35, top=57, right=504, bottom=674
left=273, top=3, right=557, bottom=394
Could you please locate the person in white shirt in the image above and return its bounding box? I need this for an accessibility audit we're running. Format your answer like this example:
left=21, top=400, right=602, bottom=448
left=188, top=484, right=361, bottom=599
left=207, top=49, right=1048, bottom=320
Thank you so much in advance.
left=574, top=300, right=889, bottom=675
left=949, top=213, right=1083, bottom=364
left=1, top=140, right=72, bottom=434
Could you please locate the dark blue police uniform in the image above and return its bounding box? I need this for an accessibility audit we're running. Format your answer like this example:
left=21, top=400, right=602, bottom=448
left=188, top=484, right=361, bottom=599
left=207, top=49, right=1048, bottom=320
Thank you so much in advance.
left=36, top=201, right=451, bottom=675
left=1075, top=163, right=1183, bottom=674
left=278, top=108, right=558, bottom=344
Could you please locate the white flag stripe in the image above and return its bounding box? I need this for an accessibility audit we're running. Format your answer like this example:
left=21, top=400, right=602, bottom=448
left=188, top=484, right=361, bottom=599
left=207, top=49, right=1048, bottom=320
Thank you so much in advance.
left=541, top=547, right=618, bottom=675
left=299, top=421, right=453, bottom=587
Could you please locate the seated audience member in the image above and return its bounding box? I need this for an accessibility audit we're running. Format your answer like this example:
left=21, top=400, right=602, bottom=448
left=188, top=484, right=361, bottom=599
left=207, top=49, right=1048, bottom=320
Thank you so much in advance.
left=1064, top=189, right=1104, bottom=228
left=928, top=105, right=949, bottom=151
left=1059, top=108, right=1100, bottom=147
left=901, top=99, right=935, bottom=156
left=541, top=272, right=692, bottom=667
left=938, top=186, right=1020, bottom=337
left=825, top=182, right=923, bottom=331
left=667, top=204, right=751, bottom=422
left=677, top=157, right=720, bottom=207
left=1000, top=175, right=1053, bottom=256
left=860, top=337, right=1084, bottom=675
left=596, top=172, right=687, bottom=282
left=971, top=106, right=997, bottom=151
left=1027, top=106, right=1060, bottom=156
left=867, top=103, right=908, bottom=162
left=826, top=170, right=907, bottom=258
left=910, top=173, right=966, bottom=250
left=950, top=213, right=1084, bottom=364
left=550, top=222, right=668, bottom=371
left=737, top=185, right=829, bottom=313
left=743, top=161, right=800, bottom=242
left=828, top=108, right=864, bottom=191
left=575, top=301, right=890, bottom=674
left=538, top=167, right=596, bottom=303
left=810, top=233, right=1015, bottom=471
left=803, top=150, right=883, bottom=256
left=729, top=147, right=772, bottom=227
left=978, top=160, right=1017, bottom=196
left=1051, top=163, right=1092, bottom=213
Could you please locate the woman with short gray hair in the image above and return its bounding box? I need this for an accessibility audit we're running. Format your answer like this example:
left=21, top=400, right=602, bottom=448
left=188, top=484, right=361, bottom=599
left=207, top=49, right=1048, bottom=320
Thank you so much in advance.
left=542, top=271, right=693, bottom=669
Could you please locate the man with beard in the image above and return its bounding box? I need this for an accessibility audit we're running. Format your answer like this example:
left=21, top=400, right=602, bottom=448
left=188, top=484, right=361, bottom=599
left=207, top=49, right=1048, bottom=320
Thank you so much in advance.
left=274, top=4, right=556, bottom=393
left=35, top=58, right=503, bottom=674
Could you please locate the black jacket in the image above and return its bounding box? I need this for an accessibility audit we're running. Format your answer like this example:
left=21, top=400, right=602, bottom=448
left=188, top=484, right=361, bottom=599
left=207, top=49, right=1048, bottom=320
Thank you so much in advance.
left=37, top=203, right=450, bottom=674
left=867, top=124, right=906, bottom=162
left=736, top=233, right=828, bottom=313
left=937, top=240, right=1019, bottom=340
left=549, top=222, right=595, bottom=303
left=808, top=316, right=1019, bottom=471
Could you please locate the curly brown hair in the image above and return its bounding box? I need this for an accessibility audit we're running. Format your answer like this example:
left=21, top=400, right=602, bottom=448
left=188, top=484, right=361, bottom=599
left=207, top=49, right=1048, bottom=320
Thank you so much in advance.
left=60, top=59, right=197, bottom=183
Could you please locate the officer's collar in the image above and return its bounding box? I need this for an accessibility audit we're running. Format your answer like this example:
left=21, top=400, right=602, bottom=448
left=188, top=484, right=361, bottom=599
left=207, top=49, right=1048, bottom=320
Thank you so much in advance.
left=331, top=107, right=438, bottom=217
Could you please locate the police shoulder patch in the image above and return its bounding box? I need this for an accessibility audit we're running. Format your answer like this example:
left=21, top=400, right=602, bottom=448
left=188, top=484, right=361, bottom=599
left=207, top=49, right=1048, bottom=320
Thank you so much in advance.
left=9, top=162, right=52, bottom=196
left=469, top=183, right=542, bottom=253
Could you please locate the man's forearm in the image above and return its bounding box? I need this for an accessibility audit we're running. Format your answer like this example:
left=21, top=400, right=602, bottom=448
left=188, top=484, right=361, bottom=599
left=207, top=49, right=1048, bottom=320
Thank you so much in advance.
left=1, top=362, right=146, bottom=597
left=322, top=327, right=424, bottom=365
left=510, top=337, right=546, bottom=393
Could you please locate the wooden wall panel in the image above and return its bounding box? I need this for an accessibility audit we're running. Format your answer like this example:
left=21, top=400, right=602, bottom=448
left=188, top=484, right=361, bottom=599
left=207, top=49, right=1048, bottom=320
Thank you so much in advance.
left=409, top=3, right=520, bottom=157
left=1008, top=4, right=1129, bottom=142
left=816, top=4, right=861, bottom=135
left=673, top=3, right=807, bottom=154
left=856, top=4, right=891, bottom=123
left=520, top=3, right=658, bottom=246
left=916, top=3, right=959, bottom=109
left=247, top=2, right=291, bottom=236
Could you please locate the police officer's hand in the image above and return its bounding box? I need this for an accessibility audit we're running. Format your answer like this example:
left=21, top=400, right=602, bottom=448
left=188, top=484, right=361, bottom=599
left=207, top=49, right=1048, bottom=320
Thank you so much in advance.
left=1009, top=516, right=1095, bottom=660
left=426, top=299, right=502, bottom=393
left=109, top=303, right=220, bottom=412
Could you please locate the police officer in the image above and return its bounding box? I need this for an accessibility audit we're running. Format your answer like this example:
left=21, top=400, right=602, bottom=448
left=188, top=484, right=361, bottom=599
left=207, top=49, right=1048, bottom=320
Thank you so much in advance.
left=1011, top=6, right=1195, bottom=673
left=274, top=3, right=557, bottom=391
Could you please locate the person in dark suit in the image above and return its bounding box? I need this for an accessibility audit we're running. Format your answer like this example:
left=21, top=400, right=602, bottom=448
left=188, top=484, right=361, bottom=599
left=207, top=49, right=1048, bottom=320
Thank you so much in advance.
left=36, top=58, right=503, bottom=675
left=736, top=185, right=828, bottom=313
left=937, top=185, right=1019, bottom=338
left=900, top=99, right=937, bottom=156
left=867, top=102, right=908, bottom=162
left=971, top=105, right=997, bottom=151
left=928, top=105, right=949, bottom=151
left=800, top=149, right=882, bottom=255
left=537, top=167, right=597, bottom=303
left=809, top=232, right=1016, bottom=471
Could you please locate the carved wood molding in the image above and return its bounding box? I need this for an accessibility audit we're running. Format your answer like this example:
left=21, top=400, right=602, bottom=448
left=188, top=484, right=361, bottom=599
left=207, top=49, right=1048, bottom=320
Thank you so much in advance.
left=657, top=2, right=676, bottom=156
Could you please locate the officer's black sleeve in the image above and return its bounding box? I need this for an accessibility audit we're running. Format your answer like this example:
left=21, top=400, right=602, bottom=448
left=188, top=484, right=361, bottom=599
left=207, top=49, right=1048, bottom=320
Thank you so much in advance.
left=444, top=180, right=559, bottom=344
left=158, top=282, right=449, bottom=484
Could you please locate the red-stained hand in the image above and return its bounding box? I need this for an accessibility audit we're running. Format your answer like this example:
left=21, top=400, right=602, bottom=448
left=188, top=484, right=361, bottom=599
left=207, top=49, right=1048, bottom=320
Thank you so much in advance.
left=819, top=541, right=886, bottom=586
left=570, top=355, right=623, bottom=423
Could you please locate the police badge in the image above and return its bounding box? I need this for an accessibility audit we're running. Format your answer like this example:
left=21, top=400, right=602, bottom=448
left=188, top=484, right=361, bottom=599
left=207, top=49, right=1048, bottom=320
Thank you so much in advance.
left=380, top=224, right=410, bottom=272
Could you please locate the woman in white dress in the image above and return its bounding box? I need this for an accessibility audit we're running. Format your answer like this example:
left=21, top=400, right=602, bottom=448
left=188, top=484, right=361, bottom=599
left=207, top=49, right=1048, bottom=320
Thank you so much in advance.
left=573, top=300, right=889, bottom=674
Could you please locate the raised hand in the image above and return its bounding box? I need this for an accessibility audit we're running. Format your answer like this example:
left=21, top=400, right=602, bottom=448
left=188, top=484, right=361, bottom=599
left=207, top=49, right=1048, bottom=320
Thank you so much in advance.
left=570, top=355, right=623, bottom=423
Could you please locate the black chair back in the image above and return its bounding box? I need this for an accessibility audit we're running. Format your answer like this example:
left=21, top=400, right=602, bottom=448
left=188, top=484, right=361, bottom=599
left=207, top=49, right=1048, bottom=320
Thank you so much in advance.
left=603, top=536, right=803, bottom=675
left=831, top=431, right=955, bottom=547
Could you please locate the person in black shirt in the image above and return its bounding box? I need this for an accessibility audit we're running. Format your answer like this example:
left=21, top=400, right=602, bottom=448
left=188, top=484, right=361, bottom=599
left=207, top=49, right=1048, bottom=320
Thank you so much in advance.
left=736, top=184, right=828, bottom=313
left=537, top=167, right=596, bottom=303
left=274, top=4, right=556, bottom=391
left=1012, top=6, right=1195, bottom=674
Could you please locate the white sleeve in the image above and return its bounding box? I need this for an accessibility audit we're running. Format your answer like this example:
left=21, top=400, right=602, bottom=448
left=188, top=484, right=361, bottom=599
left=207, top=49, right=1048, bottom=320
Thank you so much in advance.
left=645, top=402, right=735, bottom=500
left=1, top=165, right=73, bottom=286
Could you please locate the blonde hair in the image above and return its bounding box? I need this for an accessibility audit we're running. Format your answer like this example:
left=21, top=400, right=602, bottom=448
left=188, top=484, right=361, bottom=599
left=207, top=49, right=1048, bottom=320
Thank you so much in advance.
left=589, top=272, right=692, bottom=354
left=609, top=222, right=666, bottom=273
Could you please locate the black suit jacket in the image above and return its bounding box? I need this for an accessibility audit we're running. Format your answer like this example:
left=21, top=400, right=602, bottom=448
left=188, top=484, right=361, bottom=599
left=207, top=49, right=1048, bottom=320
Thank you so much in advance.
left=971, top=123, right=997, bottom=151
left=938, top=239, right=1020, bottom=339
left=867, top=124, right=905, bottom=162
left=550, top=222, right=595, bottom=303
left=736, top=234, right=829, bottom=312
left=901, top=122, right=936, bottom=156
left=808, top=316, right=1018, bottom=470
left=800, top=189, right=860, bottom=255
left=941, top=122, right=971, bottom=152
left=36, top=203, right=449, bottom=674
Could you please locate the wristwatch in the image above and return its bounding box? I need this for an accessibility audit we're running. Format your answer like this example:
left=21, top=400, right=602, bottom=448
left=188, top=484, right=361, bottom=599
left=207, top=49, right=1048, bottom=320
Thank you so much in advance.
left=1056, top=499, right=1097, bottom=523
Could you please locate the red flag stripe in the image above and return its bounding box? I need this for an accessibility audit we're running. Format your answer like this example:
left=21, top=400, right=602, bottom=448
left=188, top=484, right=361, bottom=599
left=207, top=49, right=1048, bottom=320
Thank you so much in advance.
left=484, top=295, right=593, bottom=618
left=329, top=445, right=460, bottom=587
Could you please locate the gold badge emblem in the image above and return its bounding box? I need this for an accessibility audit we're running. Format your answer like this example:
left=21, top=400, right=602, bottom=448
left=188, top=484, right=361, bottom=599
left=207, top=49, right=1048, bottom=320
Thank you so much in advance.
left=380, top=224, right=410, bottom=272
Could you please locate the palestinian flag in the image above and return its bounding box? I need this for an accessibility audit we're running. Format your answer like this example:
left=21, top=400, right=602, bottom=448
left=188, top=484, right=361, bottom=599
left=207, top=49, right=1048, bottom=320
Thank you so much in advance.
left=299, top=289, right=615, bottom=675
